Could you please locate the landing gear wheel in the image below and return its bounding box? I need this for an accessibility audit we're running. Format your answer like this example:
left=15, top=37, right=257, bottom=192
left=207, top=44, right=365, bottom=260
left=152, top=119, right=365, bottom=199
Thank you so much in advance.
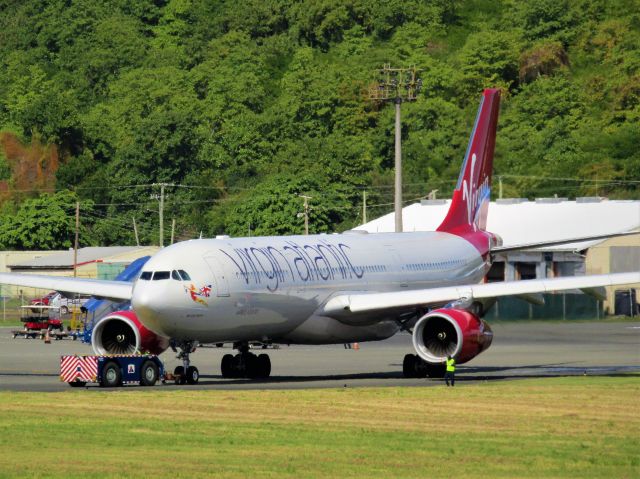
left=246, top=354, right=260, bottom=379
left=174, top=366, right=186, bottom=385
left=258, top=354, right=271, bottom=378
left=140, top=360, right=159, bottom=386
left=221, top=342, right=272, bottom=379
left=426, top=362, right=447, bottom=378
left=403, top=354, right=428, bottom=378
left=101, top=361, right=122, bottom=387
left=221, top=354, right=234, bottom=378
left=186, top=366, right=199, bottom=385
left=403, top=354, right=417, bottom=378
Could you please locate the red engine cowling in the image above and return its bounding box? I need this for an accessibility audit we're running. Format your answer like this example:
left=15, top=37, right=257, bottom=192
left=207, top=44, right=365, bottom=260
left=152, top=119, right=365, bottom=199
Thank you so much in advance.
left=91, top=310, right=170, bottom=356
left=412, top=308, right=493, bottom=364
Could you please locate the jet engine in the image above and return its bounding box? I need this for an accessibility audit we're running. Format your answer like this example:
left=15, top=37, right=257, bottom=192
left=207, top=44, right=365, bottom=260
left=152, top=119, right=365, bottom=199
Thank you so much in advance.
left=412, top=308, right=493, bottom=365
left=91, top=310, right=170, bottom=356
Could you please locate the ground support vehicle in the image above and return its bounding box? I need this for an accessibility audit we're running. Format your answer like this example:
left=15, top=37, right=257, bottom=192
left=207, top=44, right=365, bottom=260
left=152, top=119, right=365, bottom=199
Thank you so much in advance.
left=60, top=354, right=165, bottom=388
left=12, top=329, right=81, bottom=340
left=11, top=330, right=41, bottom=339
left=29, top=291, right=58, bottom=313
left=20, top=307, right=63, bottom=332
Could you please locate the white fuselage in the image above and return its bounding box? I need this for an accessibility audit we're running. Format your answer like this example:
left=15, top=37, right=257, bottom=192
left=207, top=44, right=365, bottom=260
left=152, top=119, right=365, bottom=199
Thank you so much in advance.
left=131, top=231, right=489, bottom=344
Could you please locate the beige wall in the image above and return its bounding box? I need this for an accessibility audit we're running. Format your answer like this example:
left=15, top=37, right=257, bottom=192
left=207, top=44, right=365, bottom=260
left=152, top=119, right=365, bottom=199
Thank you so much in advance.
left=586, top=234, right=640, bottom=313
left=0, top=251, right=66, bottom=274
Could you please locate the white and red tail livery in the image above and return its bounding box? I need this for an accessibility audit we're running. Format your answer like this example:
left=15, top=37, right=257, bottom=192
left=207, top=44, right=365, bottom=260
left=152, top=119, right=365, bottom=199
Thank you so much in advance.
left=437, top=88, right=501, bottom=252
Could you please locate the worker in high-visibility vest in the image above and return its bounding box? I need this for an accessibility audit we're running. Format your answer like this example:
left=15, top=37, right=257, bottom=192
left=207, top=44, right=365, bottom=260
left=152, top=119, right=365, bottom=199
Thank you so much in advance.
left=445, top=355, right=456, bottom=387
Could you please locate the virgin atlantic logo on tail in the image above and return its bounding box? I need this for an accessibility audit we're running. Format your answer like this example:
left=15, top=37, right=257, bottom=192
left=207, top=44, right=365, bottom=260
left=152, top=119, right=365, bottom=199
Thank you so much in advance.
left=461, top=153, right=490, bottom=230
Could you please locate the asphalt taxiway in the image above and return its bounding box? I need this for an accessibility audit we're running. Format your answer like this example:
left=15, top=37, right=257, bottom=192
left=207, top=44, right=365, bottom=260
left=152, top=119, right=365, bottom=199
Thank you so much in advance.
left=0, top=321, right=638, bottom=391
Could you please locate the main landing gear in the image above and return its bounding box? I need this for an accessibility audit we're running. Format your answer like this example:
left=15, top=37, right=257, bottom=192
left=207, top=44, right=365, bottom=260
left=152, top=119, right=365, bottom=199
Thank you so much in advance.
left=221, top=342, right=271, bottom=379
left=403, top=354, right=446, bottom=378
left=171, top=340, right=200, bottom=385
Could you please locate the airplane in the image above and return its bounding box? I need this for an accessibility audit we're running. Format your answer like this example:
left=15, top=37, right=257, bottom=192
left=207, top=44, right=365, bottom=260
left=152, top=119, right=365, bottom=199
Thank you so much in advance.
left=1, top=88, right=638, bottom=385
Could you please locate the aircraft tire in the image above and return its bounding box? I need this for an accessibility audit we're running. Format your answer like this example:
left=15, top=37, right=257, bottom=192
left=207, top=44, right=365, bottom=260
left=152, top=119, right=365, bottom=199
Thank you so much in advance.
left=246, top=354, right=260, bottom=379
left=403, top=354, right=417, bottom=378
left=186, top=366, right=199, bottom=385
left=257, top=354, right=271, bottom=378
left=426, top=362, right=446, bottom=378
left=221, top=354, right=234, bottom=378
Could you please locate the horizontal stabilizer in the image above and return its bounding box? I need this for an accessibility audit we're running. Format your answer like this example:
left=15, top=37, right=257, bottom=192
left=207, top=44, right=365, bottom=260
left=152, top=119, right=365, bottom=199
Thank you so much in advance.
left=492, top=231, right=639, bottom=254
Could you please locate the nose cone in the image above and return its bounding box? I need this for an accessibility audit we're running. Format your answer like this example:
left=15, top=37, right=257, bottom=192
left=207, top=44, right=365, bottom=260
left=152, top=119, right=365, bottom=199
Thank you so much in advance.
left=131, top=283, right=170, bottom=336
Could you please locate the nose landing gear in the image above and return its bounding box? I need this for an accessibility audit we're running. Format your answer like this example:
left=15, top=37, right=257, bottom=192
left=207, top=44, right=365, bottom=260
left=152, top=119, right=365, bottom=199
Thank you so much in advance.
left=221, top=342, right=271, bottom=379
left=170, top=340, right=199, bottom=385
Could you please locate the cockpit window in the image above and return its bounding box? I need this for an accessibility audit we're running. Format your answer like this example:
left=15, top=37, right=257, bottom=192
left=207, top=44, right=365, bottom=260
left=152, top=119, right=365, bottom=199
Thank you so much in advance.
left=140, top=271, right=152, bottom=280
left=171, top=270, right=181, bottom=280
left=178, top=270, right=191, bottom=280
left=152, top=271, right=170, bottom=280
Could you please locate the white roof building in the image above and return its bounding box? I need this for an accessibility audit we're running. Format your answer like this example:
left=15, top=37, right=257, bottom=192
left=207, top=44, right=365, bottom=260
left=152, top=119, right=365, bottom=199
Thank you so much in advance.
left=356, top=197, right=640, bottom=251
left=357, top=197, right=640, bottom=315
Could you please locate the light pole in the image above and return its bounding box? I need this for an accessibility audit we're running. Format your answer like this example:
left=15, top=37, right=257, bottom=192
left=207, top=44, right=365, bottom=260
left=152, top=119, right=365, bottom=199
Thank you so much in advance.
left=370, top=65, right=422, bottom=233
left=151, top=183, right=172, bottom=247
left=299, top=195, right=312, bottom=235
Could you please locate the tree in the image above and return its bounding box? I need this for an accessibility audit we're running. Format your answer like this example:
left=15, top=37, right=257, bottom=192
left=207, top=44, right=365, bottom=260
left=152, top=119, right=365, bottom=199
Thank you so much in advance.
left=0, top=191, right=95, bottom=250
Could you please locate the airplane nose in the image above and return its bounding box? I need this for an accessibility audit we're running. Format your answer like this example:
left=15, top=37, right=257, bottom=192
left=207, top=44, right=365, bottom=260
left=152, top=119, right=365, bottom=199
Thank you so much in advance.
left=132, top=284, right=166, bottom=334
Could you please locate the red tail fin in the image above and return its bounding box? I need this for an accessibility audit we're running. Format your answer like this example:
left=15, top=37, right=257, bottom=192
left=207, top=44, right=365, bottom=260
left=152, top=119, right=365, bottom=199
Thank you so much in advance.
left=437, top=89, right=501, bottom=234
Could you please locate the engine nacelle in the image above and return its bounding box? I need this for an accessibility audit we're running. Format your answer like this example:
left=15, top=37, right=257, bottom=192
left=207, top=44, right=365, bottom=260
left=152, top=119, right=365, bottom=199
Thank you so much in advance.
left=91, top=310, right=170, bottom=356
left=412, top=308, right=493, bottom=364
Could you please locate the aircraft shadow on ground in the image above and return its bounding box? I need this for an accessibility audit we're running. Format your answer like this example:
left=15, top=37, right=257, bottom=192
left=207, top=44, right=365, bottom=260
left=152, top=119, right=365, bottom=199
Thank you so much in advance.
left=0, top=372, right=59, bottom=377
left=186, top=363, right=639, bottom=387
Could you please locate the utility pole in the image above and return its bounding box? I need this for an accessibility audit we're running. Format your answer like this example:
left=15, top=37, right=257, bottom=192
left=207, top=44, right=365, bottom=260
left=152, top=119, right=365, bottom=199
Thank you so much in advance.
left=498, top=176, right=503, bottom=199
left=362, top=190, right=367, bottom=224
left=370, top=65, right=422, bottom=233
left=159, top=183, right=165, bottom=247
left=300, top=195, right=312, bottom=235
left=73, top=201, right=79, bottom=278
left=132, top=217, right=140, bottom=246
left=170, top=218, right=176, bottom=245
left=152, top=183, right=171, bottom=247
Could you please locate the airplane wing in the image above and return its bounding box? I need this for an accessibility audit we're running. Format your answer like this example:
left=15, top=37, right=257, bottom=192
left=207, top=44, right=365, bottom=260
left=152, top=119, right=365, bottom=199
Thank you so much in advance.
left=492, top=231, right=638, bottom=254
left=0, top=273, right=133, bottom=302
left=322, top=272, right=640, bottom=319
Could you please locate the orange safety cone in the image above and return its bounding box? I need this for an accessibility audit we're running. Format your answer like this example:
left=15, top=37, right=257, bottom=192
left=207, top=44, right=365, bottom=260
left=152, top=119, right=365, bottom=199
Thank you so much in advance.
left=44, top=329, right=51, bottom=344
left=353, top=342, right=359, bottom=350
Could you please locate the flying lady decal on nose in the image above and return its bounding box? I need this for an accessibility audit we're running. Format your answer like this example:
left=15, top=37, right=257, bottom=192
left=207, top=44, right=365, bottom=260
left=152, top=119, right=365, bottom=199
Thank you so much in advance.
left=185, top=283, right=213, bottom=305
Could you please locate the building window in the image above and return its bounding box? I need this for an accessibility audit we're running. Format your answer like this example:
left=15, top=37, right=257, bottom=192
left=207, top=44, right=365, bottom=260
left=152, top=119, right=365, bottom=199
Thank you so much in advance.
left=486, top=262, right=505, bottom=282
left=516, top=262, right=537, bottom=280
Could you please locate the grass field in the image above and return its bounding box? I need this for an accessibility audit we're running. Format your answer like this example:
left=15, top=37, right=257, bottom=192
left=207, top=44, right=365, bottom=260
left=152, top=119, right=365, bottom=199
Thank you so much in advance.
left=0, top=377, right=638, bottom=478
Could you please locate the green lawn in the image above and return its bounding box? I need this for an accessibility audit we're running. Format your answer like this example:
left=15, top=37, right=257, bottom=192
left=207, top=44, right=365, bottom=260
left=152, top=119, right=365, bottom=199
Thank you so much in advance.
left=0, top=377, right=638, bottom=478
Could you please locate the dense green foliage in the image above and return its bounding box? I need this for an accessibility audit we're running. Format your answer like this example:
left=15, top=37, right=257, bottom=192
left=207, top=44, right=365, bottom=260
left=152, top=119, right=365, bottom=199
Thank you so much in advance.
left=0, top=0, right=638, bottom=248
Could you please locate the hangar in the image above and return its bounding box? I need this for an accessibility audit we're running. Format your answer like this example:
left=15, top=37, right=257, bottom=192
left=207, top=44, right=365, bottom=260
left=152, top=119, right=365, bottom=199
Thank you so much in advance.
left=357, top=197, right=640, bottom=315
left=5, top=246, right=159, bottom=278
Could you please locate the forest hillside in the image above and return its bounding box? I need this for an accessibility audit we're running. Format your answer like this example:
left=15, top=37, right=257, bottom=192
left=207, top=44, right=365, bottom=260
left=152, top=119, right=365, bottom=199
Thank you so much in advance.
left=0, top=0, right=638, bottom=248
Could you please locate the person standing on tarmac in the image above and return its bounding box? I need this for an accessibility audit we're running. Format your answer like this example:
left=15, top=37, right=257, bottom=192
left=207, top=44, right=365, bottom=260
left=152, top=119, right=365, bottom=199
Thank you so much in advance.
left=445, top=355, right=456, bottom=387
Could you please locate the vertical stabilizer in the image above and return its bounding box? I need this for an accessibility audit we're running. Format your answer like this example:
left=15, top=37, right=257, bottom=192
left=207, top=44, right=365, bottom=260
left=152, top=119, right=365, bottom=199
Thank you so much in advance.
left=437, top=89, right=500, bottom=234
